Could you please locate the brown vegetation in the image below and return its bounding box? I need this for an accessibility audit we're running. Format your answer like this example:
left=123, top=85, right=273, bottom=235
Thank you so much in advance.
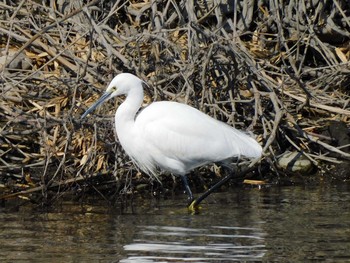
left=1, top=0, right=350, bottom=205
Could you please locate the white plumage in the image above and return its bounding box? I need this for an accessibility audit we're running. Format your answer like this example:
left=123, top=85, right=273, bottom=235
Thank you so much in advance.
left=82, top=73, right=262, bottom=200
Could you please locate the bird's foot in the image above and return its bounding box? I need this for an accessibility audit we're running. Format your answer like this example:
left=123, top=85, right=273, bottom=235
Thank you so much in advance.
left=187, top=199, right=201, bottom=214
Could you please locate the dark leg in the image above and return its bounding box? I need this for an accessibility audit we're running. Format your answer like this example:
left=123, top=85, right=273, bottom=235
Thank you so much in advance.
left=180, top=175, right=194, bottom=203
left=189, top=166, right=256, bottom=209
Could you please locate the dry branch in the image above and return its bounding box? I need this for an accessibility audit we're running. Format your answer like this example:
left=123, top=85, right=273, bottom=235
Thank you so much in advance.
left=1, top=0, right=350, bottom=203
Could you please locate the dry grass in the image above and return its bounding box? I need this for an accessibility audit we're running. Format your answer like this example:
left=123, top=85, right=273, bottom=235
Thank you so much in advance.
left=1, top=0, right=350, bottom=204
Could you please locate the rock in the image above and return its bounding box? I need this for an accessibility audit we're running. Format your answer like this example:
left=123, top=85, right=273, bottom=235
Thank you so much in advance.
left=0, top=50, right=32, bottom=71
left=328, top=121, right=350, bottom=154
left=278, top=151, right=313, bottom=174
left=327, top=121, right=350, bottom=180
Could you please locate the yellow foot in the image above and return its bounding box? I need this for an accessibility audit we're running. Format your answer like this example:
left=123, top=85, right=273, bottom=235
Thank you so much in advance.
left=187, top=200, right=201, bottom=214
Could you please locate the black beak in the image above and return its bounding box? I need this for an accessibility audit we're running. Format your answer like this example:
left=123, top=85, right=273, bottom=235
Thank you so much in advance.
left=81, top=91, right=112, bottom=119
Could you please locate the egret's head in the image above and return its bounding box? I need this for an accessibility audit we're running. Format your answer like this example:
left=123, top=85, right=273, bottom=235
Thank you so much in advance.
left=81, top=73, right=143, bottom=119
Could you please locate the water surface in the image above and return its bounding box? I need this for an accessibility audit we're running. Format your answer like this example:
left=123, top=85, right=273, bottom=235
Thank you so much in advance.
left=1, top=184, right=349, bottom=262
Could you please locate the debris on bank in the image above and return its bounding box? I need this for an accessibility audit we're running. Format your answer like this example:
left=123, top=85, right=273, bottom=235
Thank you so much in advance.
left=1, top=0, right=350, bottom=204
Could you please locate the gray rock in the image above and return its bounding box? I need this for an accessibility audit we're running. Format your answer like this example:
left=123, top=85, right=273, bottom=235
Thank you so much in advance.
left=278, top=151, right=313, bottom=174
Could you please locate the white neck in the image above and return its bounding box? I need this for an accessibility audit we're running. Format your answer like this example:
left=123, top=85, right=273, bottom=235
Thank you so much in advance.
left=115, top=86, right=144, bottom=133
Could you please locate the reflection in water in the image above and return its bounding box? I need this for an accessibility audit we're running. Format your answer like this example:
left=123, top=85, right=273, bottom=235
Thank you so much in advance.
left=122, top=225, right=266, bottom=262
left=0, top=184, right=349, bottom=262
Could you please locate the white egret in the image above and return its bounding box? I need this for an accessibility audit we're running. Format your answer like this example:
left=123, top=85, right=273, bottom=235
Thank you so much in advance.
left=81, top=73, right=262, bottom=204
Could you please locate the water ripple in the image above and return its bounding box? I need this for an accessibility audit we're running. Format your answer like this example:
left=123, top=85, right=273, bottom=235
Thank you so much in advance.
left=122, top=225, right=266, bottom=262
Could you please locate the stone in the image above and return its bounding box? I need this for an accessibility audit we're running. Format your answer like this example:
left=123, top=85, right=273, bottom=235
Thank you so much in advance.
left=278, top=151, right=313, bottom=174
